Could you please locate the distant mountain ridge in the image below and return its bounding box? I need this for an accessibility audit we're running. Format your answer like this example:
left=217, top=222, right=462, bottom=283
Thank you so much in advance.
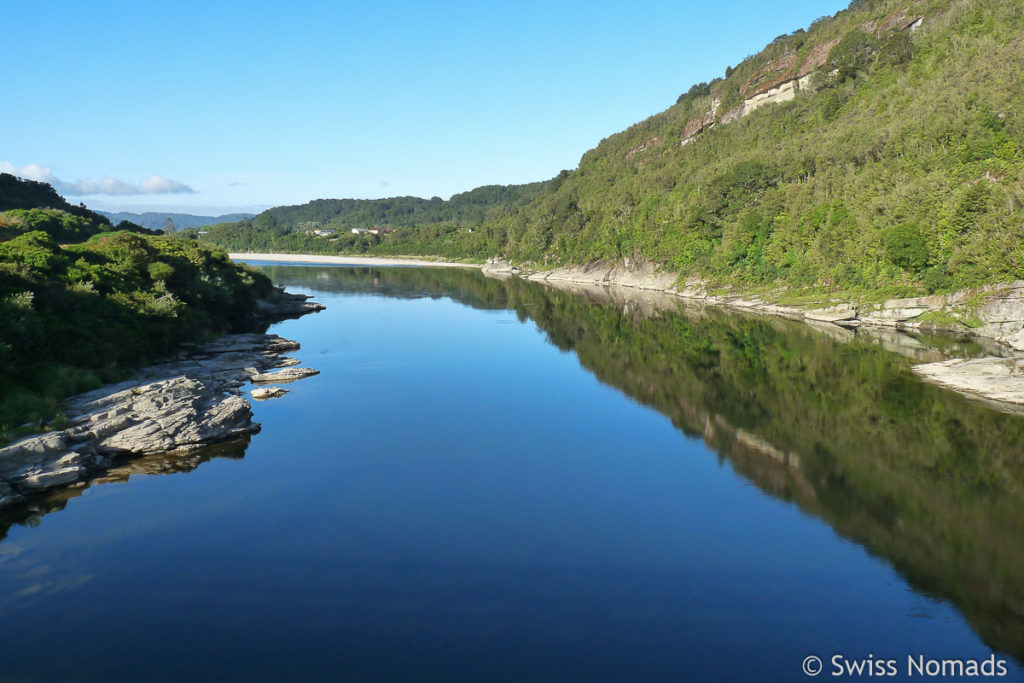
left=97, top=211, right=255, bottom=231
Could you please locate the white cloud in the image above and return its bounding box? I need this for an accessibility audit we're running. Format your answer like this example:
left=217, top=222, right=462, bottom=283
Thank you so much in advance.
left=100, top=177, right=141, bottom=195
left=0, top=161, right=59, bottom=185
left=0, top=161, right=196, bottom=196
left=139, top=175, right=194, bottom=194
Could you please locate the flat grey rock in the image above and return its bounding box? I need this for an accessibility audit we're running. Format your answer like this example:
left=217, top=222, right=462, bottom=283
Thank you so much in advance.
left=0, top=331, right=307, bottom=510
left=913, top=357, right=1024, bottom=411
left=250, top=367, right=319, bottom=383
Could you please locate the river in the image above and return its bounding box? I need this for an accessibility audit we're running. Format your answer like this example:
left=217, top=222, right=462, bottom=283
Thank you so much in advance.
left=1, top=264, right=1022, bottom=681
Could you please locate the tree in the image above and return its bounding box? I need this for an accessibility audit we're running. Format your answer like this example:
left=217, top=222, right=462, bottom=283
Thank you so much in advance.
left=829, top=29, right=880, bottom=82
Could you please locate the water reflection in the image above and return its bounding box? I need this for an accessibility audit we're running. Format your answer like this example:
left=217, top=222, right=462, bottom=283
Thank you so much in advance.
left=4, top=262, right=1024, bottom=665
left=257, top=264, right=1024, bottom=660
left=0, top=437, right=251, bottom=602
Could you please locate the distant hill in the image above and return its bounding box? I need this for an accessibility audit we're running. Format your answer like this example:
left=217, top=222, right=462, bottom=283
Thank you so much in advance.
left=97, top=211, right=255, bottom=232
left=204, top=0, right=1024, bottom=297
left=199, top=180, right=551, bottom=256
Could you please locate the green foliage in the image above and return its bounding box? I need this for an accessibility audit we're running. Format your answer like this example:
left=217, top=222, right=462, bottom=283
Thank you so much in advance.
left=877, top=30, right=914, bottom=67
left=0, top=228, right=277, bottom=440
left=0, top=175, right=159, bottom=243
left=884, top=223, right=929, bottom=272
left=829, top=29, right=881, bottom=81
left=0, top=173, right=103, bottom=222
left=676, top=81, right=711, bottom=106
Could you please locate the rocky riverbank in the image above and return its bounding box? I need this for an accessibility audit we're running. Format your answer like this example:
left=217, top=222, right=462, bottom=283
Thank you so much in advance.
left=0, top=293, right=325, bottom=511
left=484, top=258, right=1024, bottom=408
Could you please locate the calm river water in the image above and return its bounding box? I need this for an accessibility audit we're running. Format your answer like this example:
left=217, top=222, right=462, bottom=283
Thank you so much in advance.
left=1, top=264, right=1023, bottom=681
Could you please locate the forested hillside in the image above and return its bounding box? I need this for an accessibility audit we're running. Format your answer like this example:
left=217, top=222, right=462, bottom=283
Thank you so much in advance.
left=205, top=0, right=1024, bottom=298
left=487, top=0, right=1024, bottom=297
left=201, top=180, right=552, bottom=255
left=0, top=175, right=277, bottom=442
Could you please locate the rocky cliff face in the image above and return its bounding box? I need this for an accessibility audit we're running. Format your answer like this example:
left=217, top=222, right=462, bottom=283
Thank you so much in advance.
left=679, top=7, right=924, bottom=147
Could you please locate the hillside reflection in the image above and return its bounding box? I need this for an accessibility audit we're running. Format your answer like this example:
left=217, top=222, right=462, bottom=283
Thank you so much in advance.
left=260, top=264, right=1024, bottom=660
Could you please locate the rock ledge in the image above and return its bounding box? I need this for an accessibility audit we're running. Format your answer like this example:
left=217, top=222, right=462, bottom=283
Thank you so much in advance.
left=0, top=330, right=320, bottom=510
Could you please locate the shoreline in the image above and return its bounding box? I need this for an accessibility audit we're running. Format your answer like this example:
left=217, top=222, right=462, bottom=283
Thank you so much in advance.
left=229, top=252, right=482, bottom=268
left=0, top=293, right=326, bottom=511
left=482, top=259, right=1024, bottom=410
left=484, top=259, right=1024, bottom=351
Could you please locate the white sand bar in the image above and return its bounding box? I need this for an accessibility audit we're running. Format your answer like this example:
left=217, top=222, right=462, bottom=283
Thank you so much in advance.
left=229, top=253, right=482, bottom=268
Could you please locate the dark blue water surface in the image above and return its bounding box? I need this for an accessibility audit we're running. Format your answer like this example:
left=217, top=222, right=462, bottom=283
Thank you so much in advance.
left=1, top=265, right=1022, bottom=682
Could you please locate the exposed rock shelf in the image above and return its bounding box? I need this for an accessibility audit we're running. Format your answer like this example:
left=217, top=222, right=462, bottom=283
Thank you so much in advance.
left=255, top=291, right=326, bottom=322
left=250, top=367, right=320, bottom=383
left=913, top=358, right=1024, bottom=413
left=251, top=386, right=288, bottom=399
left=0, top=331, right=321, bottom=510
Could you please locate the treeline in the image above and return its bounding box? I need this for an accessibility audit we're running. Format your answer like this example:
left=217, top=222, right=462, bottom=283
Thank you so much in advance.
left=0, top=176, right=278, bottom=442
left=206, top=0, right=1024, bottom=300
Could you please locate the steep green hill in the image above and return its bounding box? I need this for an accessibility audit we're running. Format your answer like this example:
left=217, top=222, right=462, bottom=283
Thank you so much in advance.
left=205, top=0, right=1024, bottom=298
left=486, top=0, right=1024, bottom=296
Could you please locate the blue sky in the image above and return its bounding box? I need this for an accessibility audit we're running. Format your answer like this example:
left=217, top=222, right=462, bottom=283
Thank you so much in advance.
left=3, top=1, right=849, bottom=214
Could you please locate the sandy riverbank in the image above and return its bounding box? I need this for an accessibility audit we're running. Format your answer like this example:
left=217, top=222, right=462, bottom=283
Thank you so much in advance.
left=229, top=253, right=482, bottom=268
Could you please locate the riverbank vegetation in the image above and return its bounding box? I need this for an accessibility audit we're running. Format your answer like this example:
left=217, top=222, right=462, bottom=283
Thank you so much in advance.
left=201, top=0, right=1024, bottom=300
left=0, top=176, right=278, bottom=443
